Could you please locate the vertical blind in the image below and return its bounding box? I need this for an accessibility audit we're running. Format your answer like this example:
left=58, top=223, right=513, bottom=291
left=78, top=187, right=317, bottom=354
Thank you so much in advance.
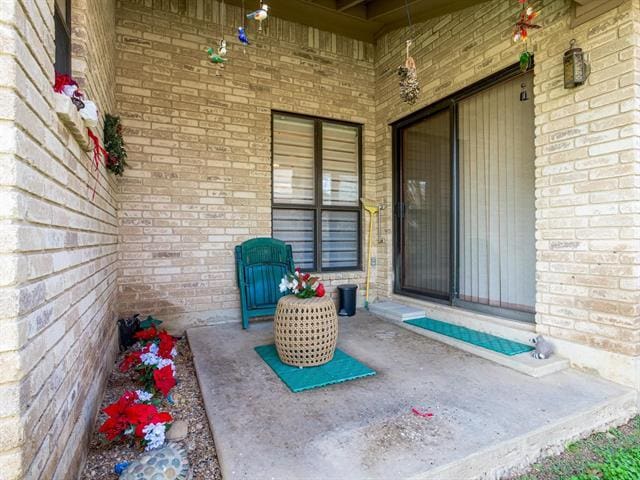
left=458, top=72, right=536, bottom=312
left=402, top=110, right=451, bottom=296
left=272, top=114, right=361, bottom=271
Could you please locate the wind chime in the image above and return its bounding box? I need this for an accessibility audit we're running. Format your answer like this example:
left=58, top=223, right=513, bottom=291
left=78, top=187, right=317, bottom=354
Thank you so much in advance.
left=397, top=1, right=420, bottom=105
left=512, top=0, right=540, bottom=101
left=512, top=0, right=540, bottom=72
left=206, top=0, right=229, bottom=73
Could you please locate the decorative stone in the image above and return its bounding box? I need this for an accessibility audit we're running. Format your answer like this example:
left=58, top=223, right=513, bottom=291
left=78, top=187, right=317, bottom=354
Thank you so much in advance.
left=165, top=420, right=188, bottom=441
left=120, top=443, right=191, bottom=480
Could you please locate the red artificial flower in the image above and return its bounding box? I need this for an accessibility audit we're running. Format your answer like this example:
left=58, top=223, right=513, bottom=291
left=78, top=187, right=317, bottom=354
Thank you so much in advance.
left=99, top=417, right=127, bottom=441
left=53, top=73, right=77, bottom=93
left=119, top=351, right=142, bottom=373
left=315, top=283, right=325, bottom=298
left=125, top=403, right=160, bottom=437
left=99, top=391, right=140, bottom=440
left=153, top=365, right=176, bottom=397
left=135, top=327, right=159, bottom=341
left=153, top=412, right=173, bottom=424
left=158, top=331, right=176, bottom=359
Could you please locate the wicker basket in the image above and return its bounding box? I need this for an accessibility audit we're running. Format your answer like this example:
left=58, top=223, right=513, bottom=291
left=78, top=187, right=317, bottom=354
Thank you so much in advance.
left=274, top=295, right=338, bottom=367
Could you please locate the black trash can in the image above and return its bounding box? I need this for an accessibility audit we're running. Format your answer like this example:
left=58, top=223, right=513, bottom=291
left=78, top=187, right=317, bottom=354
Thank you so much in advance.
left=337, top=284, right=358, bottom=316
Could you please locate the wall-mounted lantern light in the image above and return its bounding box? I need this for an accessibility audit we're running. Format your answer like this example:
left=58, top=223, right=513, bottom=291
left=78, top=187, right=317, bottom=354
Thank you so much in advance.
left=563, top=39, right=590, bottom=88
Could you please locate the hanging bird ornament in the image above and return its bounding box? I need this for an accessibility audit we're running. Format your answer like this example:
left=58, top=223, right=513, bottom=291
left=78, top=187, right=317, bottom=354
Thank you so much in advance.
left=218, top=39, right=227, bottom=57
left=206, top=45, right=227, bottom=64
left=246, top=2, right=269, bottom=31
left=398, top=40, right=420, bottom=105
left=238, top=26, right=250, bottom=46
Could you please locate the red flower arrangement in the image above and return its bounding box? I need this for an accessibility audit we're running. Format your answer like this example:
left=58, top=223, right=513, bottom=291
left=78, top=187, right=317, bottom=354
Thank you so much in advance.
left=118, top=328, right=178, bottom=398
left=98, top=390, right=172, bottom=450
left=279, top=268, right=326, bottom=299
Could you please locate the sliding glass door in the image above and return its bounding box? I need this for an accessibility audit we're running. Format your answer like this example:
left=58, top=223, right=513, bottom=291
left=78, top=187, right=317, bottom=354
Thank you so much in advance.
left=395, top=68, right=536, bottom=321
left=400, top=109, right=451, bottom=299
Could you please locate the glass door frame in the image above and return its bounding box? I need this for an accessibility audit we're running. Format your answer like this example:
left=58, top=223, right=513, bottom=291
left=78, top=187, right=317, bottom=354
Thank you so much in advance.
left=391, top=62, right=535, bottom=323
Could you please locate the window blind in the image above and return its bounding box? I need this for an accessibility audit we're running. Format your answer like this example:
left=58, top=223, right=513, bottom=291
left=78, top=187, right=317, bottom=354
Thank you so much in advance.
left=458, top=72, right=536, bottom=312
left=322, top=123, right=359, bottom=206
left=273, top=115, right=315, bottom=205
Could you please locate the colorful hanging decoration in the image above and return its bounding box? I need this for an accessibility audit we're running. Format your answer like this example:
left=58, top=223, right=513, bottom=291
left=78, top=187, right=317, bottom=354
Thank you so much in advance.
left=205, top=0, right=229, bottom=69
left=103, top=114, right=128, bottom=176
left=206, top=45, right=227, bottom=64
left=246, top=1, right=269, bottom=32
left=87, top=129, right=107, bottom=199
left=53, top=73, right=105, bottom=199
left=512, top=0, right=540, bottom=43
left=238, top=26, right=250, bottom=47
left=398, top=40, right=420, bottom=105
left=512, top=0, right=540, bottom=72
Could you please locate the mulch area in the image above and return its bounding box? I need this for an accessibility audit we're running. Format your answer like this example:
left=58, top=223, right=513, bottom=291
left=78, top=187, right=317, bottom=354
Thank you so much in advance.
left=511, top=416, right=640, bottom=480
left=80, top=338, right=222, bottom=480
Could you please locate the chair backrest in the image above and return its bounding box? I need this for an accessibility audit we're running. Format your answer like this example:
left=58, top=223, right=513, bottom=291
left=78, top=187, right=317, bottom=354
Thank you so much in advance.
left=235, top=238, right=294, bottom=311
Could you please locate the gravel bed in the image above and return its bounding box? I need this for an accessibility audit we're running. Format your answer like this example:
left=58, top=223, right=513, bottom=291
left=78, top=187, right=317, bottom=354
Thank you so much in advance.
left=80, top=338, right=222, bottom=480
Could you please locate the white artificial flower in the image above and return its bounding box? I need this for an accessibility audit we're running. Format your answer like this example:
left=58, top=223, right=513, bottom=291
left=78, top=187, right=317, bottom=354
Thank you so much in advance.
left=62, top=84, right=78, bottom=97
left=143, top=423, right=167, bottom=451
left=279, top=277, right=289, bottom=293
left=80, top=100, right=99, bottom=127
left=135, top=390, right=153, bottom=403
left=291, top=279, right=298, bottom=291
left=140, top=351, right=160, bottom=366
left=157, top=358, right=176, bottom=374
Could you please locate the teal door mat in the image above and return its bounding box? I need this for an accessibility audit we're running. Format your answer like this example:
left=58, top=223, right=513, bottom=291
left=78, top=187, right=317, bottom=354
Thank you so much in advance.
left=255, top=344, right=376, bottom=393
left=405, top=317, right=533, bottom=356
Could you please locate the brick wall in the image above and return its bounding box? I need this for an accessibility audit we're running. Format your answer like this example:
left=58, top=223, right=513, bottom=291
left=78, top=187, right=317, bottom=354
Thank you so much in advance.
left=374, top=0, right=640, bottom=386
left=114, top=0, right=377, bottom=332
left=0, top=0, right=118, bottom=478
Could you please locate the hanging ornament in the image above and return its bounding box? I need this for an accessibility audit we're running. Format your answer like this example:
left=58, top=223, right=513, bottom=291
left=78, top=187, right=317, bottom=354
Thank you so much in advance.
left=519, top=82, right=529, bottom=102
left=238, top=27, right=250, bottom=47
left=398, top=40, right=420, bottom=105
left=512, top=0, right=540, bottom=43
left=512, top=0, right=539, bottom=73
left=238, top=0, right=250, bottom=54
left=246, top=1, right=269, bottom=32
left=519, top=50, right=533, bottom=72
left=206, top=1, right=228, bottom=72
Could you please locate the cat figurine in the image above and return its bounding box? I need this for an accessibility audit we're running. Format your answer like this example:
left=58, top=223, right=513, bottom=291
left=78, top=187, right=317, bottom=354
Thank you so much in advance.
left=531, top=335, right=554, bottom=360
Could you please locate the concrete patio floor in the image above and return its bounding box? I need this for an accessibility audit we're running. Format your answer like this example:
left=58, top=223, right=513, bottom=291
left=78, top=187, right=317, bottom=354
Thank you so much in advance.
left=188, top=311, right=636, bottom=480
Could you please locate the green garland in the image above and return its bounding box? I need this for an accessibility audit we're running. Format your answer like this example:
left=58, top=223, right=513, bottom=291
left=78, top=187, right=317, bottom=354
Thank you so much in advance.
left=103, top=114, right=128, bottom=176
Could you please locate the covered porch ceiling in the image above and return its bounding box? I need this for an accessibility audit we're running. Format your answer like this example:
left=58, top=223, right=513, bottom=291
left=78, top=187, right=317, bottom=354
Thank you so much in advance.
left=226, top=0, right=489, bottom=42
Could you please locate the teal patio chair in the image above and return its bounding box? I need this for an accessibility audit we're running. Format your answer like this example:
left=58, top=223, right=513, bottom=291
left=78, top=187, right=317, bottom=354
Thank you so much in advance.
left=235, top=237, right=295, bottom=329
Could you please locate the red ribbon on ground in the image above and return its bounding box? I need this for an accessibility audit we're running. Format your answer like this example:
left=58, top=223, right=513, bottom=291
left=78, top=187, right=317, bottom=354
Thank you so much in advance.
left=411, top=407, right=434, bottom=418
left=87, top=128, right=107, bottom=200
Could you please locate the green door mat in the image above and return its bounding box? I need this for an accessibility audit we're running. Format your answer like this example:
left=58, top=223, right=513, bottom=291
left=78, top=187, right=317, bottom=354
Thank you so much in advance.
left=405, top=317, right=533, bottom=356
left=255, top=344, right=376, bottom=393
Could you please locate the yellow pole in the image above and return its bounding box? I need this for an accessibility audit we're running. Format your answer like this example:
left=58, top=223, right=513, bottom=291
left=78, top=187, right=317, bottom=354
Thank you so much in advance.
left=365, top=211, right=374, bottom=309
left=360, top=199, right=378, bottom=309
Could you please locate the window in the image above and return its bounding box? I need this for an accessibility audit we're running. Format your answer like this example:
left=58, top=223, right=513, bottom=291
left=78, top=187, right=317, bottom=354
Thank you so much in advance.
left=272, top=112, right=362, bottom=272
left=54, top=0, right=71, bottom=74
left=394, top=66, right=536, bottom=322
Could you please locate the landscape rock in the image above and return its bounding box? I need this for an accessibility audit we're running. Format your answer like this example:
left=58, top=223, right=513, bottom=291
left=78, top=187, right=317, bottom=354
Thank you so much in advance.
left=166, top=420, right=188, bottom=441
